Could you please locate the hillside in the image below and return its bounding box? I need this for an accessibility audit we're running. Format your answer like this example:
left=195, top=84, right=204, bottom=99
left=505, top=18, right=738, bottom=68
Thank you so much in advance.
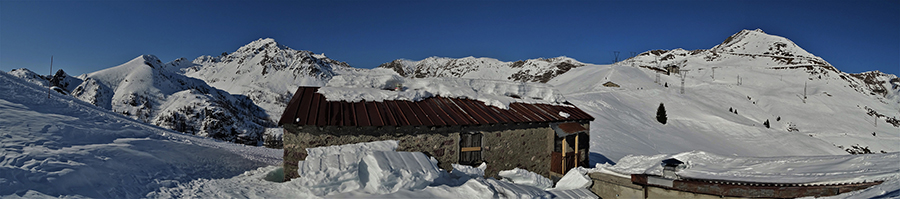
left=548, top=29, right=899, bottom=161
left=0, top=71, right=280, bottom=198
left=9, top=55, right=275, bottom=145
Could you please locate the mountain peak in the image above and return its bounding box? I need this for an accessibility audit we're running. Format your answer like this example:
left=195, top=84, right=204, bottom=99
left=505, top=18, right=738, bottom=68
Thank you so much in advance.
left=712, top=29, right=818, bottom=60
left=237, top=38, right=287, bottom=53
left=121, top=55, right=163, bottom=68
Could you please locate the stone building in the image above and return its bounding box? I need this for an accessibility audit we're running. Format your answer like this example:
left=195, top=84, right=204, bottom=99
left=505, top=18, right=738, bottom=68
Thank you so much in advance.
left=279, top=87, right=594, bottom=181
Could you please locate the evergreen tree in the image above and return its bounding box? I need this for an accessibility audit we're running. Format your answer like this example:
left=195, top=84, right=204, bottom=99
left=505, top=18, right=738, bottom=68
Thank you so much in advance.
left=656, top=103, right=667, bottom=124
left=764, top=119, right=770, bottom=128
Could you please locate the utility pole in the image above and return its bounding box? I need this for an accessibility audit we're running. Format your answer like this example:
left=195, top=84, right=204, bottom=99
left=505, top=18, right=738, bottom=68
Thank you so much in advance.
left=682, top=70, right=688, bottom=93
left=804, top=81, right=808, bottom=100
left=613, top=51, right=620, bottom=63
left=48, top=56, right=53, bottom=98
left=656, top=54, right=662, bottom=72
left=711, top=66, right=719, bottom=80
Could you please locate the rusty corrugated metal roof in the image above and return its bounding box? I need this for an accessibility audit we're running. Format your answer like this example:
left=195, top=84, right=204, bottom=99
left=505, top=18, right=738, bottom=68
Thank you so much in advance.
left=278, top=87, right=594, bottom=127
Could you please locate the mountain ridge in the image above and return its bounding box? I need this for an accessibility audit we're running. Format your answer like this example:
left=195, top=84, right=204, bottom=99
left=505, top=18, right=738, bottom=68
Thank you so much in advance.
left=377, top=55, right=586, bottom=83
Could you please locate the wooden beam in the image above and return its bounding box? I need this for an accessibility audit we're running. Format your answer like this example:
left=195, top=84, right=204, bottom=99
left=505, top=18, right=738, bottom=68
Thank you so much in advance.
left=461, top=147, right=481, bottom=152
left=562, top=136, right=567, bottom=175
left=575, top=133, right=580, bottom=167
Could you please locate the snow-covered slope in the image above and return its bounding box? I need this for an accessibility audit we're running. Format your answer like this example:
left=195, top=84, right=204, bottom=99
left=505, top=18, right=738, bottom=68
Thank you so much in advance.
left=548, top=29, right=900, bottom=162
left=0, top=71, right=280, bottom=198
left=8, top=68, right=82, bottom=94
left=68, top=55, right=273, bottom=145
left=378, top=56, right=586, bottom=83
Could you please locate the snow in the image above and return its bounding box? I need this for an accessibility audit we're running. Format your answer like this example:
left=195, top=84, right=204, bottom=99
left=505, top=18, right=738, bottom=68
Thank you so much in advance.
left=360, top=151, right=443, bottom=194
left=291, top=140, right=442, bottom=196
left=0, top=72, right=280, bottom=198
left=382, top=56, right=586, bottom=83
left=318, top=74, right=568, bottom=109
left=450, top=163, right=487, bottom=179
left=553, top=168, right=593, bottom=190
left=498, top=168, right=554, bottom=189
left=153, top=141, right=599, bottom=199
left=550, top=57, right=899, bottom=162
left=595, top=151, right=899, bottom=185
left=559, top=111, right=570, bottom=118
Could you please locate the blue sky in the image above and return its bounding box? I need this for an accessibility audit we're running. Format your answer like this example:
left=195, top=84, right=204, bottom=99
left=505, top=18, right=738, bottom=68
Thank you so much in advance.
left=1, top=0, right=897, bottom=76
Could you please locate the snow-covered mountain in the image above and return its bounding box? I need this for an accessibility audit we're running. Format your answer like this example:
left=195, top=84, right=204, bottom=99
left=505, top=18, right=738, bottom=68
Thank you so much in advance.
left=378, top=56, right=586, bottom=83
left=11, top=55, right=275, bottom=145
left=0, top=71, right=281, bottom=198
left=547, top=29, right=899, bottom=161
left=170, top=38, right=360, bottom=121
left=620, top=29, right=897, bottom=104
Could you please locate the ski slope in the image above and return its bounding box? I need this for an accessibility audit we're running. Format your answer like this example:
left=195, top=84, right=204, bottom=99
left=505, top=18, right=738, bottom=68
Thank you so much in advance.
left=549, top=63, right=899, bottom=163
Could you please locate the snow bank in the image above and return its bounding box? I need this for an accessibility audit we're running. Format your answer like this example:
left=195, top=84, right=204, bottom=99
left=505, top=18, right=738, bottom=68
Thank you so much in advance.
left=292, top=140, right=400, bottom=196
left=498, top=168, right=554, bottom=189
left=553, top=167, right=593, bottom=190
left=360, top=151, right=442, bottom=194
left=596, top=151, right=900, bottom=185
left=318, top=74, right=568, bottom=109
left=484, top=179, right=552, bottom=199
left=149, top=140, right=600, bottom=198
left=451, top=163, right=487, bottom=179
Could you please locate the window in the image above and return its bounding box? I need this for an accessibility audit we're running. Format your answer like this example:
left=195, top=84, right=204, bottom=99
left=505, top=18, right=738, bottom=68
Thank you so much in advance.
left=459, top=132, right=483, bottom=166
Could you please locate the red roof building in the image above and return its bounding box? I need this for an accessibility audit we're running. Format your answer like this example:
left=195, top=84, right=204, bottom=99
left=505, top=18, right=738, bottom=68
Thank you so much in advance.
left=280, top=87, right=594, bottom=181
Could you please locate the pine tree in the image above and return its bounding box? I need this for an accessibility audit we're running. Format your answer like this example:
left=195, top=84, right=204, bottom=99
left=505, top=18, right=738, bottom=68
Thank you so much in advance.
left=764, top=119, right=770, bottom=128
left=656, top=103, right=667, bottom=124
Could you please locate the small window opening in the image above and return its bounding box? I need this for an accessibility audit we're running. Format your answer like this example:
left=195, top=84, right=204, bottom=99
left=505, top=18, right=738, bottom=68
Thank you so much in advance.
left=459, top=132, right=483, bottom=166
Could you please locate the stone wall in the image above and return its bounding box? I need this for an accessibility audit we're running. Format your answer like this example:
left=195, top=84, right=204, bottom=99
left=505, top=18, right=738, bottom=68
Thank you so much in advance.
left=481, top=126, right=554, bottom=178
left=282, top=121, right=591, bottom=181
